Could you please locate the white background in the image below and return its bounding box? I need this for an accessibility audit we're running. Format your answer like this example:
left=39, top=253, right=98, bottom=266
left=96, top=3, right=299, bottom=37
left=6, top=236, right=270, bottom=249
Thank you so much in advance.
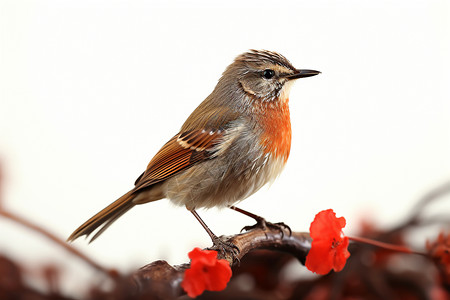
left=1, top=0, right=449, bottom=294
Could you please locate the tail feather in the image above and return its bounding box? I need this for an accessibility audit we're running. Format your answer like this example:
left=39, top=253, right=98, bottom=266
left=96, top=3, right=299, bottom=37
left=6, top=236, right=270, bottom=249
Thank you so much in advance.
left=67, top=190, right=136, bottom=242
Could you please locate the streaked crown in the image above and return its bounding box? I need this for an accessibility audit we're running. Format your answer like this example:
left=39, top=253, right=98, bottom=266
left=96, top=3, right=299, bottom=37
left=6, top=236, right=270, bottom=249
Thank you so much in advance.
left=219, top=50, right=301, bottom=103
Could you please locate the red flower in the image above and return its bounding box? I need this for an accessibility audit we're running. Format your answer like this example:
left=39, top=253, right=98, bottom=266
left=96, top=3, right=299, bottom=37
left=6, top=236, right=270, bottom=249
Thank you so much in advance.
left=305, top=209, right=350, bottom=275
left=181, top=247, right=232, bottom=298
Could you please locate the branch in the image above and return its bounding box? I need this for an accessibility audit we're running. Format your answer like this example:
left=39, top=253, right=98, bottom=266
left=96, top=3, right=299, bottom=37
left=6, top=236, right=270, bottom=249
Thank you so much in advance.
left=0, top=209, right=117, bottom=278
left=401, top=180, right=450, bottom=229
left=131, top=228, right=311, bottom=298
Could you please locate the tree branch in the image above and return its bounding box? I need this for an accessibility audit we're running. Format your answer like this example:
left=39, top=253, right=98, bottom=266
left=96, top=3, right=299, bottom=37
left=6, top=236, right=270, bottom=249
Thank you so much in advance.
left=131, top=228, right=311, bottom=298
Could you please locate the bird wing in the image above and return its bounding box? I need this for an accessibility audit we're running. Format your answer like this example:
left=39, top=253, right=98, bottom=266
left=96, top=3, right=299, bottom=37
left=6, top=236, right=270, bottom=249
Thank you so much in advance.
left=133, top=129, right=224, bottom=191
left=67, top=128, right=227, bottom=242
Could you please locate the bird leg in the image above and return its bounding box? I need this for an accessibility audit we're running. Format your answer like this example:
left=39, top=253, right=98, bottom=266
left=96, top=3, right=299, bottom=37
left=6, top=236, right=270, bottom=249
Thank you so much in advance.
left=229, top=206, right=292, bottom=238
left=189, top=209, right=239, bottom=257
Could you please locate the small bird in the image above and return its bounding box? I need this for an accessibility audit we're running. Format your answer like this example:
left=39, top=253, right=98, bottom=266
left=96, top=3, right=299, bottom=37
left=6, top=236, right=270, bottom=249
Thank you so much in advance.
left=68, top=50, right=320, bottom=251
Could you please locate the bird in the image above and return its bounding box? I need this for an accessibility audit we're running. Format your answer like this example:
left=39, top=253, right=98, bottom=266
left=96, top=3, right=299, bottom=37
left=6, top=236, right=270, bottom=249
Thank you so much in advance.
left=67, top=50, right=320, bottom=252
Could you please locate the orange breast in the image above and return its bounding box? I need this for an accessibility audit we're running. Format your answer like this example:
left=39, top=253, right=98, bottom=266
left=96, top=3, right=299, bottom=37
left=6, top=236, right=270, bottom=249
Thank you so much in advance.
left=255, top=100, right=292, bottom=162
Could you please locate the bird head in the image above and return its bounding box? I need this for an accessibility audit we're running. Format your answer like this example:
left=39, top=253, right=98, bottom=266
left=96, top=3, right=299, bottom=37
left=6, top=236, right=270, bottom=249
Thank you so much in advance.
left=217, top=50, right=320, bottom=104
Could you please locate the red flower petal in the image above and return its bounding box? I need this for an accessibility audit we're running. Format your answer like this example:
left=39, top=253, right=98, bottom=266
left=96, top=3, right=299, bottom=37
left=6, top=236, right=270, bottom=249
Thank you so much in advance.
left=188, top=247, right=219, bottom=266
left=309, top=209, right=346, bottom=240
left=331, top=236, right=350, bottom=272
left=181, top=248, right=232, bottom=298
left=305, top=209, right=350, bottom=275
left=182, top=268, right=206, bottom=298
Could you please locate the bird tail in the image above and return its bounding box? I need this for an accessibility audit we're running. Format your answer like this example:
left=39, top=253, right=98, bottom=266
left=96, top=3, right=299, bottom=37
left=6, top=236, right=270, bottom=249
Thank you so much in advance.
left=67, top=190, right=136, bottom=243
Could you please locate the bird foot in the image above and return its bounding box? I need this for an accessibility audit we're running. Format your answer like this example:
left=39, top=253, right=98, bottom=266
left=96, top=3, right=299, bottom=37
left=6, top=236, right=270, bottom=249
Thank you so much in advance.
left=241, top=217, right=292, bottom=238
left=208, top=236, right=240, bottom=262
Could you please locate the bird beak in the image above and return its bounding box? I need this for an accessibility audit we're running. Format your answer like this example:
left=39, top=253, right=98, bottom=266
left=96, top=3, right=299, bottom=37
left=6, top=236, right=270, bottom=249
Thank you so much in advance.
left=286, top=69, right=321, bottom=80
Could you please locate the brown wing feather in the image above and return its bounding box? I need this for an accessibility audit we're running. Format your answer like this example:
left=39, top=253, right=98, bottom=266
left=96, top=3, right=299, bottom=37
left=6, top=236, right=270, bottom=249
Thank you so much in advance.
left=133, top=129, right=223, bottom=191
left=68, top=104, right=239, bottom=242
left=68, top=130, right=224, bottom=242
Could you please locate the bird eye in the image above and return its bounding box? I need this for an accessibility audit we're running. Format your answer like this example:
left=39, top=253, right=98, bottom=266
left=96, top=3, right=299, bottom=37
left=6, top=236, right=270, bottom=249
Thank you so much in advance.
left=263, top=69, right=275, bottom=79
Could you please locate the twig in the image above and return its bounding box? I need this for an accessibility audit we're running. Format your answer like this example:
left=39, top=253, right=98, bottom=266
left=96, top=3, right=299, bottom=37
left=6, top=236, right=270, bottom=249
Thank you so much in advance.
left=348, top=236, right=424, bottom=255
left=0, top=209, right=117, bottom=279
left=0, top=161, right=115, bottom=277
left=404, top=180, right=450, bottom=228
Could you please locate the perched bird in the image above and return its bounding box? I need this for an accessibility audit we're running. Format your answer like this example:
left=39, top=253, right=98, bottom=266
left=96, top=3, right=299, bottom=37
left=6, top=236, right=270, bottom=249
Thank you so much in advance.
left=68, top=50, right=320, bottom=251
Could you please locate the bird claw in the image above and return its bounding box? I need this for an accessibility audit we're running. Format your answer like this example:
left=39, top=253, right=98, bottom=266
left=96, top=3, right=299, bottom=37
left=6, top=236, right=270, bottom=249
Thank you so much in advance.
left=208, top=236, right=240, bottom=262
left=241, top=218, right=292, bottom=238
